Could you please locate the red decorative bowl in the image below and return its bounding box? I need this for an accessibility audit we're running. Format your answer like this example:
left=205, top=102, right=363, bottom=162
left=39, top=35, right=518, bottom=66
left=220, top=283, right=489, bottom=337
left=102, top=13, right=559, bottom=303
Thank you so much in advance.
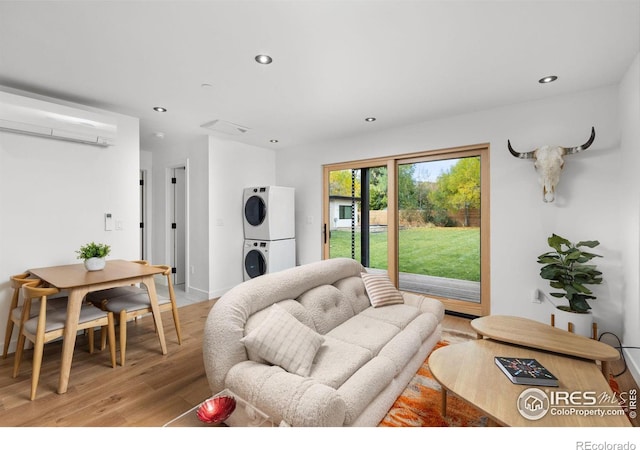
left=196, top=395, right=237, bottom=424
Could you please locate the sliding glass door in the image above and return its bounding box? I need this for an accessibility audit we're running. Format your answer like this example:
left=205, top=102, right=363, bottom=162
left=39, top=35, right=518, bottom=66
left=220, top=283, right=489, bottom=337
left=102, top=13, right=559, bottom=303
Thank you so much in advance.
left=323, top=145, right=489, bottom=316
left=397, top=155, right=483, bottom=315
left=324, top=163, right=389, bottom=272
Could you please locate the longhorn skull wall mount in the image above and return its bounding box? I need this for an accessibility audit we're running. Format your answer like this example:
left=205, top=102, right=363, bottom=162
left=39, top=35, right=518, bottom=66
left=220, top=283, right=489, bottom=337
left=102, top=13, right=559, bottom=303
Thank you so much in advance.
left=507, top=127, right=596, bottom=202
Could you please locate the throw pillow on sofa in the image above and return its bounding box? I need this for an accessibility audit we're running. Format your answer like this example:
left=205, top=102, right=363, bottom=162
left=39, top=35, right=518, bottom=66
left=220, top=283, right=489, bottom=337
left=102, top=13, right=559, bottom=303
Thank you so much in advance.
left=240, top=303, right=325, bottom=377
left=361, top=272, right=404, bottom=308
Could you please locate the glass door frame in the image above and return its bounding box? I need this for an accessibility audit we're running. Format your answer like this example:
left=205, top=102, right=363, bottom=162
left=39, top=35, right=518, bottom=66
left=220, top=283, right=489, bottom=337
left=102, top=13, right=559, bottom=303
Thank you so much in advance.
left=322, top=157, right=398, bottom=285
left=322, top=143, right=490, bottom=317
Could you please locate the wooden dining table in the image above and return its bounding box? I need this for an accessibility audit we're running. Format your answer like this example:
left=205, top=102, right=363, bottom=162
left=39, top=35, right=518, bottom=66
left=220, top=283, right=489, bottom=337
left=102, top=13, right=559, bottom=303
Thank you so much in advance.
left=28, top=259, right=167, bottom=394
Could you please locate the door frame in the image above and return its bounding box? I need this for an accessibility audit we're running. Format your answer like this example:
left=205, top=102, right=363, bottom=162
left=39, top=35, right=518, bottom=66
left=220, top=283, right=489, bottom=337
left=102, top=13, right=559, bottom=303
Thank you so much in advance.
left=140, top=169, right=148, bottom=261
left=164, top=161, right=190, bottom=290
left=322, top=158, right=397, bottom=284
left=322, top=143, right=490, bottom=316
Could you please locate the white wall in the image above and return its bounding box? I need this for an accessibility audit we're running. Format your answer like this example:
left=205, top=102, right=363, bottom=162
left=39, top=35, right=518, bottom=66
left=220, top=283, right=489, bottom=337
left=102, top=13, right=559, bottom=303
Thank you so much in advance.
left=330, top=199, right=359, bottom=229
left=145, top=136, right=276, bottom=299
left=619, top=52, right=640, bottom=381
left=187, top=138, right=211, bottom=297
left=276, top=85, right=628, bottom=340
left=0, top=88, right=140, bottom=355
left=209, top=137, right=276, bottom=297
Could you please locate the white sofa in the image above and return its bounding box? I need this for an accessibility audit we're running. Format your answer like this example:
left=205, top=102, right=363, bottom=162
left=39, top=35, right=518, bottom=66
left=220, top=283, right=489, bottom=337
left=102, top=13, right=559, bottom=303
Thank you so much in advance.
left=202, top=258, right=444, bottom=427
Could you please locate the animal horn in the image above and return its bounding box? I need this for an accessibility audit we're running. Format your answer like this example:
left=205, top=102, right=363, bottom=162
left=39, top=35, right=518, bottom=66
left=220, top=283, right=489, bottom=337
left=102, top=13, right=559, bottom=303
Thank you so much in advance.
left=562, top=127, right=596, bottom=155
left=507, top=139, right=536, bottom=160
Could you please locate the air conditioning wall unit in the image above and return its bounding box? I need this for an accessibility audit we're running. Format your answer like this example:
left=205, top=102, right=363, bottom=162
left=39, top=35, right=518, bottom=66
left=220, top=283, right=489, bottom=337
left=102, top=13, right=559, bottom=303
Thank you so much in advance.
left=0, top=91, right=117, bottom=146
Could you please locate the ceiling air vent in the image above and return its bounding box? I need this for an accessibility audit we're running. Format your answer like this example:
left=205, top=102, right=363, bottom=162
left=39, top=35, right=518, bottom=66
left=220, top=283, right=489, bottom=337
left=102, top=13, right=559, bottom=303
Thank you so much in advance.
left=201, top=119, right=250, bottom=136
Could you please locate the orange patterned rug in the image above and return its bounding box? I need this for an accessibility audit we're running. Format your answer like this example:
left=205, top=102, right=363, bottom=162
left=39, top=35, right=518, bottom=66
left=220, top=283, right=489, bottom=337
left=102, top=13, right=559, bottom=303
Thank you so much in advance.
left=379, top=331, right=489, bottom=427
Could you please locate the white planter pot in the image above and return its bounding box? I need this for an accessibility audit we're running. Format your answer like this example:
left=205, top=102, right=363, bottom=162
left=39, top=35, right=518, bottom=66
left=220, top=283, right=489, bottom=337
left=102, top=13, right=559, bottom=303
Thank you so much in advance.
left=553, top=308, right=593, bottom=338
left=84, top=257, right=106, bottom=271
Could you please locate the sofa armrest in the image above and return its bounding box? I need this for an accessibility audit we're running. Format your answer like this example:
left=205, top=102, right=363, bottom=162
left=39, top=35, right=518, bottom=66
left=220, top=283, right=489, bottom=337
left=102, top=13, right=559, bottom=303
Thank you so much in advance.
left=401, top=291, right=445, bottom=322
left=225, top=361, right=346, bottom=427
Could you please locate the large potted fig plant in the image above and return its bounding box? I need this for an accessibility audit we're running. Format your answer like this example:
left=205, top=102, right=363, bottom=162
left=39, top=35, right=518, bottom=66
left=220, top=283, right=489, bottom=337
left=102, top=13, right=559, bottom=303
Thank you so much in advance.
left=537, top=233, right=603, bottom=337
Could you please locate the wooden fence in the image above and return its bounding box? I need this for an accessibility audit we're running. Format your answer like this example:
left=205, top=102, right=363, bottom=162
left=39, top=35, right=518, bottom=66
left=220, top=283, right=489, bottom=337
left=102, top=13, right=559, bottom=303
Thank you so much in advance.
left=368, top=208, right=480, bottom=228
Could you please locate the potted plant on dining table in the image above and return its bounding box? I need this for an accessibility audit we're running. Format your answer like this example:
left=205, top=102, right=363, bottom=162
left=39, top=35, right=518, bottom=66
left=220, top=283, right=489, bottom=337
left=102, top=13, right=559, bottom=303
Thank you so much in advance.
left=76, top=241, right=111, bottom=271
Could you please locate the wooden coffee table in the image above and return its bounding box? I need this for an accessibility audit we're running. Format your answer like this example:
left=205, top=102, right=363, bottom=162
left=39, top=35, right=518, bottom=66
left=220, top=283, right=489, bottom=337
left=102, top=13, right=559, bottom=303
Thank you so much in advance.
left=471, top=315, right=620, bottom=378
left=429, top=339, right=631, bottom=427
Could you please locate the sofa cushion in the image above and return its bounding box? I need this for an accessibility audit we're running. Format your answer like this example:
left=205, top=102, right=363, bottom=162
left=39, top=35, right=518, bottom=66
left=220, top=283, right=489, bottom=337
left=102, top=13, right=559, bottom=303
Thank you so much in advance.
left=403, top=311, right=439, bottom=342
left=361, top=272, right=404, bottom=307
left=327, top=314, right=400, bottom=356
left=377, top=327, right=423, bottom=375
left=336, top=355, right=397, bottom=425
left=309, top=336, right=373, bottom=389
left=225, top=360, right=346, bottom=427
left=298, top=284, right=355, bottom=334
left=332, top=276, right=371, bottom=315
left=359, top=303, right=420, bottom=329
left=240, top=304, right=324, bottom=377
left=401, top=291, right=446, bottom=322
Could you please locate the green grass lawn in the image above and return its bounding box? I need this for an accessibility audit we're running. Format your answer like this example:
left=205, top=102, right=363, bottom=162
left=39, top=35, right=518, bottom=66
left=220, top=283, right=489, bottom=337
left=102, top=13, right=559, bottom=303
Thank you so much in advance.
left=329, top=227, right=480, bottom=281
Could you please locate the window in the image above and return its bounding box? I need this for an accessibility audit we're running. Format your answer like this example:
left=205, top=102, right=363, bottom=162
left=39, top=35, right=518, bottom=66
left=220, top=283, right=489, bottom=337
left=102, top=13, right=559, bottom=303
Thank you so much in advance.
left=323, top=144, right=490, bottom=316
left=339, top=205, right=352, bottom=220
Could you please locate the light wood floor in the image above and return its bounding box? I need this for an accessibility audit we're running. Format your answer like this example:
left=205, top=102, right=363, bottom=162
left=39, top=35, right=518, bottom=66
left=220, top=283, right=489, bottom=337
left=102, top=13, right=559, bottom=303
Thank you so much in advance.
left=0, top=299, right=217, bottom=426
left=0, top=301, right=637, bottom=426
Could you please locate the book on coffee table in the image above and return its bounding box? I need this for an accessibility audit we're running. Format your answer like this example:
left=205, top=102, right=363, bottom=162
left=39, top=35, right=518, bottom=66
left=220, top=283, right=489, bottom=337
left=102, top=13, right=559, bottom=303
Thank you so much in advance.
left=494, top=356, right=559, bottom=387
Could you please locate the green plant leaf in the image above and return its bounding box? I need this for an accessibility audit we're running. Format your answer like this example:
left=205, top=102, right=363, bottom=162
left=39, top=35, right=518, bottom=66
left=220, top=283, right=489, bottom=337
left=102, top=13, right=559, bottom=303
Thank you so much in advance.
left=564, top=285, right=578, bottom=295
left=540, top=266, right=563, bottom=280
left=572, top=282, right=593, bottom=294
left=569, top=297, right=592, bottom=312
left=548, top=234, right=571, bottom=252
left=565, top=250, right=583, bottom=261
left=576, top=240, right=600, bottom=248
left=538, top=256, right=561, bottom=264
left=576, top=252, right=601, bottom=262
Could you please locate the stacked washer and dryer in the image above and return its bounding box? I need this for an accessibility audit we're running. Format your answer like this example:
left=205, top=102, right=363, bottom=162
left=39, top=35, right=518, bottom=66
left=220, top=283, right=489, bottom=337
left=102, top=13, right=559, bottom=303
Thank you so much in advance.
left=242, top=186, right=296, bottom=280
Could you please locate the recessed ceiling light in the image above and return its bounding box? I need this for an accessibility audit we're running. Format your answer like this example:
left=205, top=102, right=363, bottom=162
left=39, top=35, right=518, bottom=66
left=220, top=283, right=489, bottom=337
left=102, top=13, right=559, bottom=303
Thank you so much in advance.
left=201, top=83, right=213, bottom=89
left=538, top=75, right=558, bottom=84
left=365, top=117, right=376, bottom=122
left=153, top=106, right=167, bottom=112
left=270, top=139, right=279, bottom=143
left=255, top=54, right=273, bottom=65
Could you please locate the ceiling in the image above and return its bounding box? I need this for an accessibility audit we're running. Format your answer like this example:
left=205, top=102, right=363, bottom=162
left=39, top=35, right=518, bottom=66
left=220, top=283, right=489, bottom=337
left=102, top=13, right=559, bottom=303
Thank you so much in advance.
left=1, top=1, right=638, bottom=153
